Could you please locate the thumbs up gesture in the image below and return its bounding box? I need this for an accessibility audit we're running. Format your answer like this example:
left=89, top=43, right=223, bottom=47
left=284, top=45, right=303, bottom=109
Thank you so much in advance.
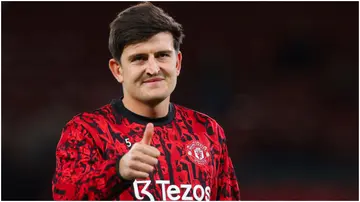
left=119, top=123, right=161, bottom=180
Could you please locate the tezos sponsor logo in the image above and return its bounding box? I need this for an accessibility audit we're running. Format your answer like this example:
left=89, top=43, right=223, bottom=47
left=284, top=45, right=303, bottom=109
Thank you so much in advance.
left=133, top=180, right=211, bottom=201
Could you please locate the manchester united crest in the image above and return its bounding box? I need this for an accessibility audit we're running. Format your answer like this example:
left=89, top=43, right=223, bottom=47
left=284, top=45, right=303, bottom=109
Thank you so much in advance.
left=186, top=141, right=210, bottom=166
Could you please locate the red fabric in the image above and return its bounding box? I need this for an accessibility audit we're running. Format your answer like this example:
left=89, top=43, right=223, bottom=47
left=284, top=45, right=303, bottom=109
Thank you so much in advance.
left=52, top=103, right=240, bottom=200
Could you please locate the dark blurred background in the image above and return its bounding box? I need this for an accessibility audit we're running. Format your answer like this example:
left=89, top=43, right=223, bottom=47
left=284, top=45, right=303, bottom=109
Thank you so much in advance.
left=1, top=1, right=358, bottom=200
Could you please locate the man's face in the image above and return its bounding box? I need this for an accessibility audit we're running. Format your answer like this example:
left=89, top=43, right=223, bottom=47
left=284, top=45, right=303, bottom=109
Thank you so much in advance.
left=110, top=32, right=182, bottom=105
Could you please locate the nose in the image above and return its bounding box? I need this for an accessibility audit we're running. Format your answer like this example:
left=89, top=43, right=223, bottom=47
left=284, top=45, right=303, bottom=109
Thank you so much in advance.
left=145, top=56, right=160, bottom=75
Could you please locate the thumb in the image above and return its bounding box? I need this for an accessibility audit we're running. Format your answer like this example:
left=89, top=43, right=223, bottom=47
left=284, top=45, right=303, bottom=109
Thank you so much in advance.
left=141, top=123, right=154, bottom=145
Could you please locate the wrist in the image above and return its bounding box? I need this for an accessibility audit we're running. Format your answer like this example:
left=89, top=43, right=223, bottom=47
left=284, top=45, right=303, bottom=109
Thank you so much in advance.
left=116, top=156, right=132, bottom=182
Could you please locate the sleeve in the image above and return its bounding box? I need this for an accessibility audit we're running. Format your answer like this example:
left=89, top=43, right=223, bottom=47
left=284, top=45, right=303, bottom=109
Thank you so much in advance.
left=52, top=120, right=133, bottom=200
left=215, top=125, right=241, bottom=201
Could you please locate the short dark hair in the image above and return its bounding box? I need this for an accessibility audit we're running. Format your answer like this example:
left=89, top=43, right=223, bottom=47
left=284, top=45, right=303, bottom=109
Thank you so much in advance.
left=109, top=2, right=185, bottom=62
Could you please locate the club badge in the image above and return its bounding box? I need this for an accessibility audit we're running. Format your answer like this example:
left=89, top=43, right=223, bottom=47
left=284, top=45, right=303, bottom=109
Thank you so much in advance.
left=186, top=141, right=210, bottom=166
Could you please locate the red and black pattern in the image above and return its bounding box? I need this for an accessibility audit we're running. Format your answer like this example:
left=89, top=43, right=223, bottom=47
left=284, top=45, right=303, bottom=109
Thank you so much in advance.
left=52, top=99, right=240, bottom=200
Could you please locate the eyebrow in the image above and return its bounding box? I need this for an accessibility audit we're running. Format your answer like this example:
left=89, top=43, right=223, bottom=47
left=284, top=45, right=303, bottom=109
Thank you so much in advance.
left=127, top=53, right=147, bottom=62
left=127, top=50, right=173, bottom=61
left=155, top=50, right=173, bottom=55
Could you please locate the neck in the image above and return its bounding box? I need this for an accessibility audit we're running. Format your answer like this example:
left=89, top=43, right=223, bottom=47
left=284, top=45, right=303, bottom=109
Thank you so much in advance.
left=122, top=95, right=170, bottom=119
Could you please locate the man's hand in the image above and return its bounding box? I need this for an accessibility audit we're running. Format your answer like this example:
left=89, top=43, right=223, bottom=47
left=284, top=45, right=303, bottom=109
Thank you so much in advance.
left=119, top=123, right=160, bottom=180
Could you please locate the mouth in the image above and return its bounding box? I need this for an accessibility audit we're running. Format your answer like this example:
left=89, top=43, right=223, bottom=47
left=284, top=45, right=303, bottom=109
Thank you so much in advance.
left=143, top=78, right=164, bottom=83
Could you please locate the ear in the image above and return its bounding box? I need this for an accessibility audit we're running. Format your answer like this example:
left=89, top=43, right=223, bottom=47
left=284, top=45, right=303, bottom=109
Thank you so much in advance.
left=175, top=51, right=182, bottom=76
left=109, top=58, right=124, bottom=83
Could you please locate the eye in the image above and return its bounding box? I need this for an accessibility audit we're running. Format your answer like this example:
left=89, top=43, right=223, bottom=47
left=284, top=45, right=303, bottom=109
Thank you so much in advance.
left=132, top=55, right=146, bottom=62
left=157, top=52, right=170, bottom=58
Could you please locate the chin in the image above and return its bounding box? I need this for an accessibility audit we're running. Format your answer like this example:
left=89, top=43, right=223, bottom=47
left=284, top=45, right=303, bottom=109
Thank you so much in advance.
left=137, top=84, right=175, bottom=105
left=141, top=92, right=170, bottom=105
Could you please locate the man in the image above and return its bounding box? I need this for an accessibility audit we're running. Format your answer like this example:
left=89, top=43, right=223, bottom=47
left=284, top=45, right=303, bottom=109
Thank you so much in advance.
left=52, top=2, right=240, bottom=201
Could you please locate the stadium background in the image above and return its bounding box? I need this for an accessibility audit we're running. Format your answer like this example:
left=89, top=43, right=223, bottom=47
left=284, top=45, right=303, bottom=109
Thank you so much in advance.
left=2, top=2, right=358, bottom=200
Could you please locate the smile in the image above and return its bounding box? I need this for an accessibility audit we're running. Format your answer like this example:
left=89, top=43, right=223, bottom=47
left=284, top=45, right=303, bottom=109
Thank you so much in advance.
left=143, top=78, right=164, bottom=83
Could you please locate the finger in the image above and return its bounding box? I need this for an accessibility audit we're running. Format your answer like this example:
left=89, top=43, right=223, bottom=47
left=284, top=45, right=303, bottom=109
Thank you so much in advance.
left=129, top=160, right=155, bottom=173
left=141, top=123, right=154, bottom=145
left=135, top=144, right=161, bottom=158
left=133, top=151, right=158, bottom=166
left=128, top=170, right=149, bottom=179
